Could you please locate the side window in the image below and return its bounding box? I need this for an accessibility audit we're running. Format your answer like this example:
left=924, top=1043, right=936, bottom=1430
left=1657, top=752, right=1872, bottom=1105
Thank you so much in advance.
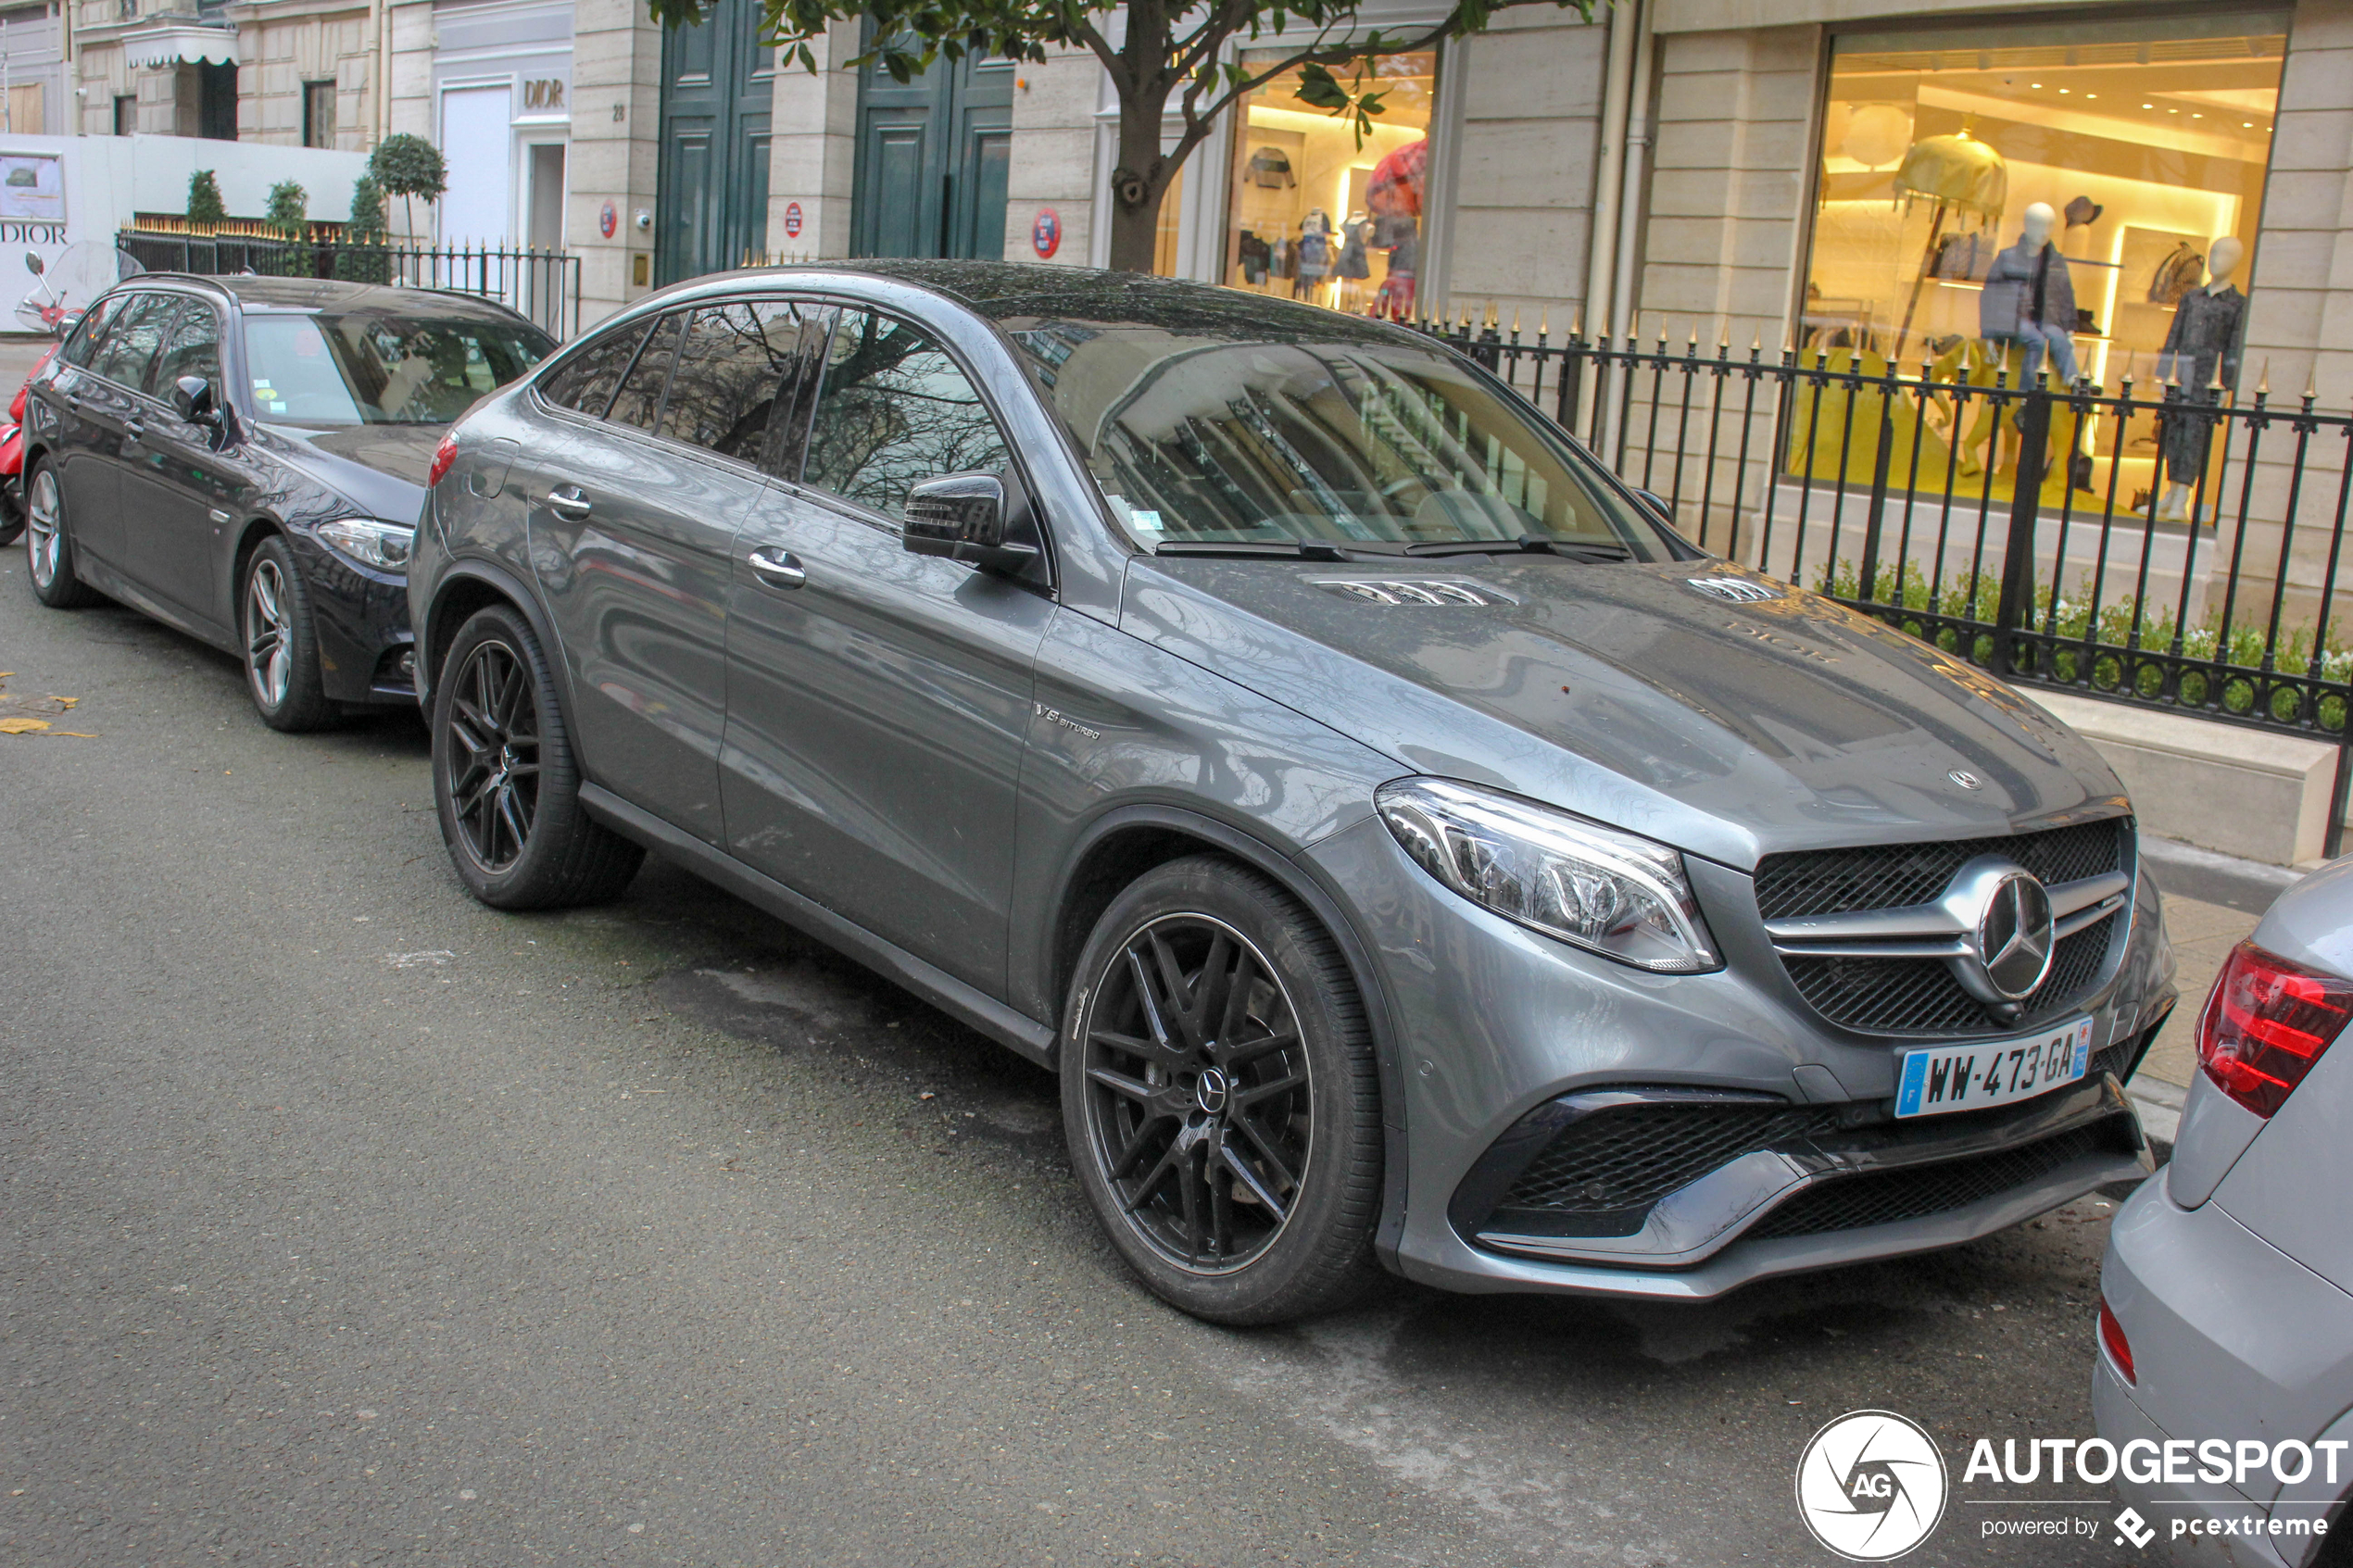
left=801, top=310, right=1011, bottom=521
left=59, top=295, right=121, bottom=369
left=655, top=299, right=810, bottom=464
left=606, top=311, right=685, bottom=433
left=153, top=300, right=222, bottom=396
left=88, top=295, right=177, bottom=392
left=539, top=319, right=648, bottom=418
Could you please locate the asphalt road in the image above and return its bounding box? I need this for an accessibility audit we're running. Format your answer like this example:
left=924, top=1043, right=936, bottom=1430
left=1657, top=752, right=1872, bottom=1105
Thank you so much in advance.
left=2, top=458, right=2164, bottom=1566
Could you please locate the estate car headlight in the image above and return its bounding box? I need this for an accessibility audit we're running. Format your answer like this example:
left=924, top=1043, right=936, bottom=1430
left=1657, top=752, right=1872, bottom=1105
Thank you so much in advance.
left=1376, top=777, right=1720, bottom=972
left=316, top=518, right=416, bottom=572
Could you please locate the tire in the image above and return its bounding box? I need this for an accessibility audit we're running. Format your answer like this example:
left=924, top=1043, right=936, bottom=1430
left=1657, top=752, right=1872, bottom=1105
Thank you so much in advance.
left=23, top=460, right=102, bottom=608
left=240, top=535, right=338, bottom=732
left=431, top=602, right=643, bottom=910
left=1062, top=856, right=1385, bottom=1324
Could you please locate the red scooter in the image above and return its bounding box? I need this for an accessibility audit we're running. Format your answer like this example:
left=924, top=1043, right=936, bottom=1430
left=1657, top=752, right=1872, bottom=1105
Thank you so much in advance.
left=0, top=345, right=54, bottom=547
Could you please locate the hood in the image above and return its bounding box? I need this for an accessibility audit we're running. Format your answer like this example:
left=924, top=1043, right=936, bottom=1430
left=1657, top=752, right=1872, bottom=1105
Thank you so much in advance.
left=1119, top=558, right=2125, bottom=871
left=254, top=422, right=439, bottom=522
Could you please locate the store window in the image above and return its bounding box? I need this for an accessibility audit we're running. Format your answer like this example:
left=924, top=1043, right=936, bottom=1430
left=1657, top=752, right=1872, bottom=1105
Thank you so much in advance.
left=1803, top=12, right=2284, bottom=509
left=1221, top=49, right=1436, bottom=317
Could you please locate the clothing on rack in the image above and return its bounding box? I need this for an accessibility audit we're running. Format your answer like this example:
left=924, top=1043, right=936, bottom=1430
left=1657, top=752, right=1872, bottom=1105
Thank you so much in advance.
left=1237, top=229, right=1271, bottom=285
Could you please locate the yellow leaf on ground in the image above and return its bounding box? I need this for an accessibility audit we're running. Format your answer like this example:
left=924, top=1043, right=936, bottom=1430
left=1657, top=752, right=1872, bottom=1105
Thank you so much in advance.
left=53, top=696, right=76, bottom=709
left=52, top=732, right=96, bottom=739
left=0, top=716, right=51, bottom=734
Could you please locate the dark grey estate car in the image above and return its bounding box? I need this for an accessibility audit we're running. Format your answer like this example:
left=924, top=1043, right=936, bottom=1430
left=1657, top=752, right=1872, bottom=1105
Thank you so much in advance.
left=20, top=276, right=551, bottom=728
left=411, top=260, right=2174, bottom=1324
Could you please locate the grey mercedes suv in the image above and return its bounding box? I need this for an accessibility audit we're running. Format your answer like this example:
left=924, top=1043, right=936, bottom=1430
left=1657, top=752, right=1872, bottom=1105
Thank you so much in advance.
left=409, top=261, right=2174, bottom=1324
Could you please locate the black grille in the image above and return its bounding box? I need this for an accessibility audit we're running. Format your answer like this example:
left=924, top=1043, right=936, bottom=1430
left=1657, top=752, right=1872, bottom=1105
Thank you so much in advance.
left=1492, top=1102, right=1847, bottom=1234
left=1744, top=1125, right=2113, bottom=1240
left=1783, top=919, right=2118, bottom=1036
left=1755, top=819, right=2126, bottom=922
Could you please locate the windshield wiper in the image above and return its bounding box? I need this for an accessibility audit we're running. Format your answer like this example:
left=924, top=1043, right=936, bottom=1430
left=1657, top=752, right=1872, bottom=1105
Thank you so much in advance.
left=1151, top=539, right=1361, bottom=560
left=1403, top=535, right=1633, bottom=561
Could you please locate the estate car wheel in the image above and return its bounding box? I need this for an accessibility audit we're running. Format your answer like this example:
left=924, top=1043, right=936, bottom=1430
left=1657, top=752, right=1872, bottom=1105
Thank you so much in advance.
left=431, top=603, right=643, bottom=910
left=23, top=462, right=102, bottom=608
left=241, top=536, right=336, bottom=732
left=1062, top=857, right=1385, bottom=1325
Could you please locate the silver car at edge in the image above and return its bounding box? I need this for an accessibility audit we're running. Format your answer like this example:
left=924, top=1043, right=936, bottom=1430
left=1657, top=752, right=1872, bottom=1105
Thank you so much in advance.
left=2095, top=858, right=2353, bottom=1565
left=408, top=260, right=2175, bottom=1324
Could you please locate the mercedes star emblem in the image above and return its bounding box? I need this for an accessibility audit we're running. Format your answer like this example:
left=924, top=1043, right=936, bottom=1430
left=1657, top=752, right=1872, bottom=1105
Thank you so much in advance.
left=1973, top=872, right=2056, bottom=1001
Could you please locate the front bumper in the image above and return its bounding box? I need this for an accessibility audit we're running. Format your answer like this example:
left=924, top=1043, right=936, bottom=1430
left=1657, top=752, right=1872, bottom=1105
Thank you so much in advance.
left=2096, top=1176, right=2353, bottom=1566
left=1300, top=814, right=2174, bottom=1299
left=286, top=528, right=417, bottom=707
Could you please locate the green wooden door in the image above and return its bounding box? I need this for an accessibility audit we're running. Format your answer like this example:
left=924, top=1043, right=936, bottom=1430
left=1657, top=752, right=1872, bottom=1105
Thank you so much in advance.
left=850, top=44, right=1013, bottom=260
left=656, top=0, right=774, bottom=285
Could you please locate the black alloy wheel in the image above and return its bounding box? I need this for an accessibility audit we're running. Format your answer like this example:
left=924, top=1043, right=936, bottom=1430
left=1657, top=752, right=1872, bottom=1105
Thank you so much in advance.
left=430, top=603, right=643, bottom=910
left=444, top=634, right=542, bottom=874
left=1063, top=857, right=1384, bottom=1324
left=239, top=535, right=336, bottom=731
left=1083, top=912, right=1312, bottom=1271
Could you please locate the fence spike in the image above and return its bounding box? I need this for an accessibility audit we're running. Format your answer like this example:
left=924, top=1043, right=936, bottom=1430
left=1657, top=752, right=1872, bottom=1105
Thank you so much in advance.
left=1540, top=307, right=1550, bottom=338
left=1567, top=308, right=1579, bottom=340
left=1511, top=307, right=1521, bottom=335
left=2257, top=358, right=2271, bottom=396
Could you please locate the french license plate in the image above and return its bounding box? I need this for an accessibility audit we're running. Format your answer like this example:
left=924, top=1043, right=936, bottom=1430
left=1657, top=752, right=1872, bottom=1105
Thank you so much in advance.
left=1894, top=1020, right=2095, bottom=1119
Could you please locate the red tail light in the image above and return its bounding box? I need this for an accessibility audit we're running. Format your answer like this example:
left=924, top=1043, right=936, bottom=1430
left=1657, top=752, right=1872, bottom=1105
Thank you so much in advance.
left=2098, top=1297, right=2135, bottom=1385
left=2196, top=941, right=2353, bottom=1118
left=427, top=430, right=460, bottom=489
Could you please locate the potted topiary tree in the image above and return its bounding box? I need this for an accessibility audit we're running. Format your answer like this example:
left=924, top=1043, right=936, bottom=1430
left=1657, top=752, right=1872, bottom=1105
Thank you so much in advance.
left=186, top=169, right=225, bottom=229
left=367, top=133, right=447, bottom=242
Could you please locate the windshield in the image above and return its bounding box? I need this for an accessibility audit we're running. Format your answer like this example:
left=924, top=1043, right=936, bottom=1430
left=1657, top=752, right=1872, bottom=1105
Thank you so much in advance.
left=243, top=309, right=552, bottom=425
left=1007, top=323, right=1672, bottom=558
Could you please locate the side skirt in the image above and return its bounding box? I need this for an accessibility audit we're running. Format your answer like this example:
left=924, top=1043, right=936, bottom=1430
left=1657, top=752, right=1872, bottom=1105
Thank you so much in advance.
left=578, top=783, right=1059, bottom=1070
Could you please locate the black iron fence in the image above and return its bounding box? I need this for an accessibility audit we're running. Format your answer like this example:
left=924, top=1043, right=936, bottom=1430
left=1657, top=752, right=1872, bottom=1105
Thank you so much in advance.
left=1423, top=317, right=2353, bottom=803
left=118, top=229, right=581, bottom=341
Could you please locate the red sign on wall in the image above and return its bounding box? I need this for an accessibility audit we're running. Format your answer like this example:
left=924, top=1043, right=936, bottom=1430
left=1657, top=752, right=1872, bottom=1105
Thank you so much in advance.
left=1031, top=207, right=1061, bottom=259
left=598, top=200, right=617, bottom=239
left=783, top=201, right=803, bottom=239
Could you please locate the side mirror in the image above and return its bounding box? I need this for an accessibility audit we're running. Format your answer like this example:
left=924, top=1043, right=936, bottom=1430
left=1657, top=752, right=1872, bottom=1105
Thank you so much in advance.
left=172, top=374, right=220, bottom=427
left=22, top=252, right=40, bottom=276
left=1631, top=487, right=1671, bottom=522
left=903, top=470, right=1039, bottom=575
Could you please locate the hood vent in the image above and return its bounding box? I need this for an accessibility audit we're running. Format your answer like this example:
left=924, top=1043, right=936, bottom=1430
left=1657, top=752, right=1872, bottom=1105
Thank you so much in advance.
left=1685, top=575, right=1783, bottom=604
left=1309, top=577, right=1514, bottom=607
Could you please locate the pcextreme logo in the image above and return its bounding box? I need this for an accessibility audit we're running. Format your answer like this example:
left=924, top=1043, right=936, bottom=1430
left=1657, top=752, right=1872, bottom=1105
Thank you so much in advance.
left=1795, top=1410, right=1950, bottom=1561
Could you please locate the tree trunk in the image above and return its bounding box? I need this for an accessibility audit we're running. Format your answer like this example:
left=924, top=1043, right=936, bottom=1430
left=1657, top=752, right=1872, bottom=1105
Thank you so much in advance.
left=1104, top=101, right=1171, bottom=273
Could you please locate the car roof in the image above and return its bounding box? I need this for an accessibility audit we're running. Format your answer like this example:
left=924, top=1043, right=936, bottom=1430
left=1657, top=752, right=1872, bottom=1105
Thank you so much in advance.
left=650, top=258, right=1426, bottom=350
left=124, top=272, right=543, bottom=328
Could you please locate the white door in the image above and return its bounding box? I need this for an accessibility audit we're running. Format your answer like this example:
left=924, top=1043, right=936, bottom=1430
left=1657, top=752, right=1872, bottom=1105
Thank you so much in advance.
left=438, top=85, right=513, bottom=245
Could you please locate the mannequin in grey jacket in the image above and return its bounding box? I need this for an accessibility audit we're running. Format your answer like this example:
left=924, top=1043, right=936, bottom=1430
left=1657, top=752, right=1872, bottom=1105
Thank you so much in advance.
left=1980, top=202, right=2079, bottom=386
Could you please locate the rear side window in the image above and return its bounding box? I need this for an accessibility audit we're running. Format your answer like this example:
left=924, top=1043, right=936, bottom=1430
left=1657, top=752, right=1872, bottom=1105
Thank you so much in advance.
left=539, top=319, right=648, bottom=418
left=88, top=295, right=179, bottom=392
left=655, top=299, right=810, bottom=464
left=153, top=300, right=221, bottom=394
left=801, top=310, right=1010, bottom=521
left=607, top=311, right=684, bottom=433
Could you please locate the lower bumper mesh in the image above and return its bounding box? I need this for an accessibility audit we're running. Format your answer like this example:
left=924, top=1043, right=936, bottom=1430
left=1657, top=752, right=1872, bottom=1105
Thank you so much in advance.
left=1743, top=1123, right=2120, bottom=1241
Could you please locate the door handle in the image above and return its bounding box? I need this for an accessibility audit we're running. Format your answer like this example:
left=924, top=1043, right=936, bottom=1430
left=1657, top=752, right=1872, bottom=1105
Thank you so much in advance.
left=124, top=420, right=145, bottom=442
left=544, top=484, right=592, bottom=519
left=746, top=545, right=806, bottom=590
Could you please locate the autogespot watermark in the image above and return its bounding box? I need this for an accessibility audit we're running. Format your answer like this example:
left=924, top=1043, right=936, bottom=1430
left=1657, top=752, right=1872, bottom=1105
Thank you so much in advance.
left=1794, top=1411, right=2345, bottom=1559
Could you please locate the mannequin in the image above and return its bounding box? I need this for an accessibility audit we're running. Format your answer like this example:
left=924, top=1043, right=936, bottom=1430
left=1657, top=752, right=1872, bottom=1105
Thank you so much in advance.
left=1980, top=202, right=2080, bottom=386
left=2153, top=235, right=2246, bottom=523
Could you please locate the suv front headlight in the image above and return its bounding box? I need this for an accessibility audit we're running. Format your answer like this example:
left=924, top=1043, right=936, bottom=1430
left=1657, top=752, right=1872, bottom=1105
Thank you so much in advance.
left=317, top=518, right=416, bottom=572
left=1375, top=777, right=1720, bottom=972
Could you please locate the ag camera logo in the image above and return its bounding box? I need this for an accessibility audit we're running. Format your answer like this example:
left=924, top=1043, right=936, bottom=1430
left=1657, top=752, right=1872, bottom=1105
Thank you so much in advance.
left=1795, top=1410, right=1949, bottom=1560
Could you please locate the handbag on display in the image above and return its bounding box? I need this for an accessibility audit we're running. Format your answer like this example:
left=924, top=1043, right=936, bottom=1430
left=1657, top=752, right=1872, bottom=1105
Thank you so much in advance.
left=1926, top=232, right=1985, bottom=281
left=2147, top=243, right=2205, bottom=307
